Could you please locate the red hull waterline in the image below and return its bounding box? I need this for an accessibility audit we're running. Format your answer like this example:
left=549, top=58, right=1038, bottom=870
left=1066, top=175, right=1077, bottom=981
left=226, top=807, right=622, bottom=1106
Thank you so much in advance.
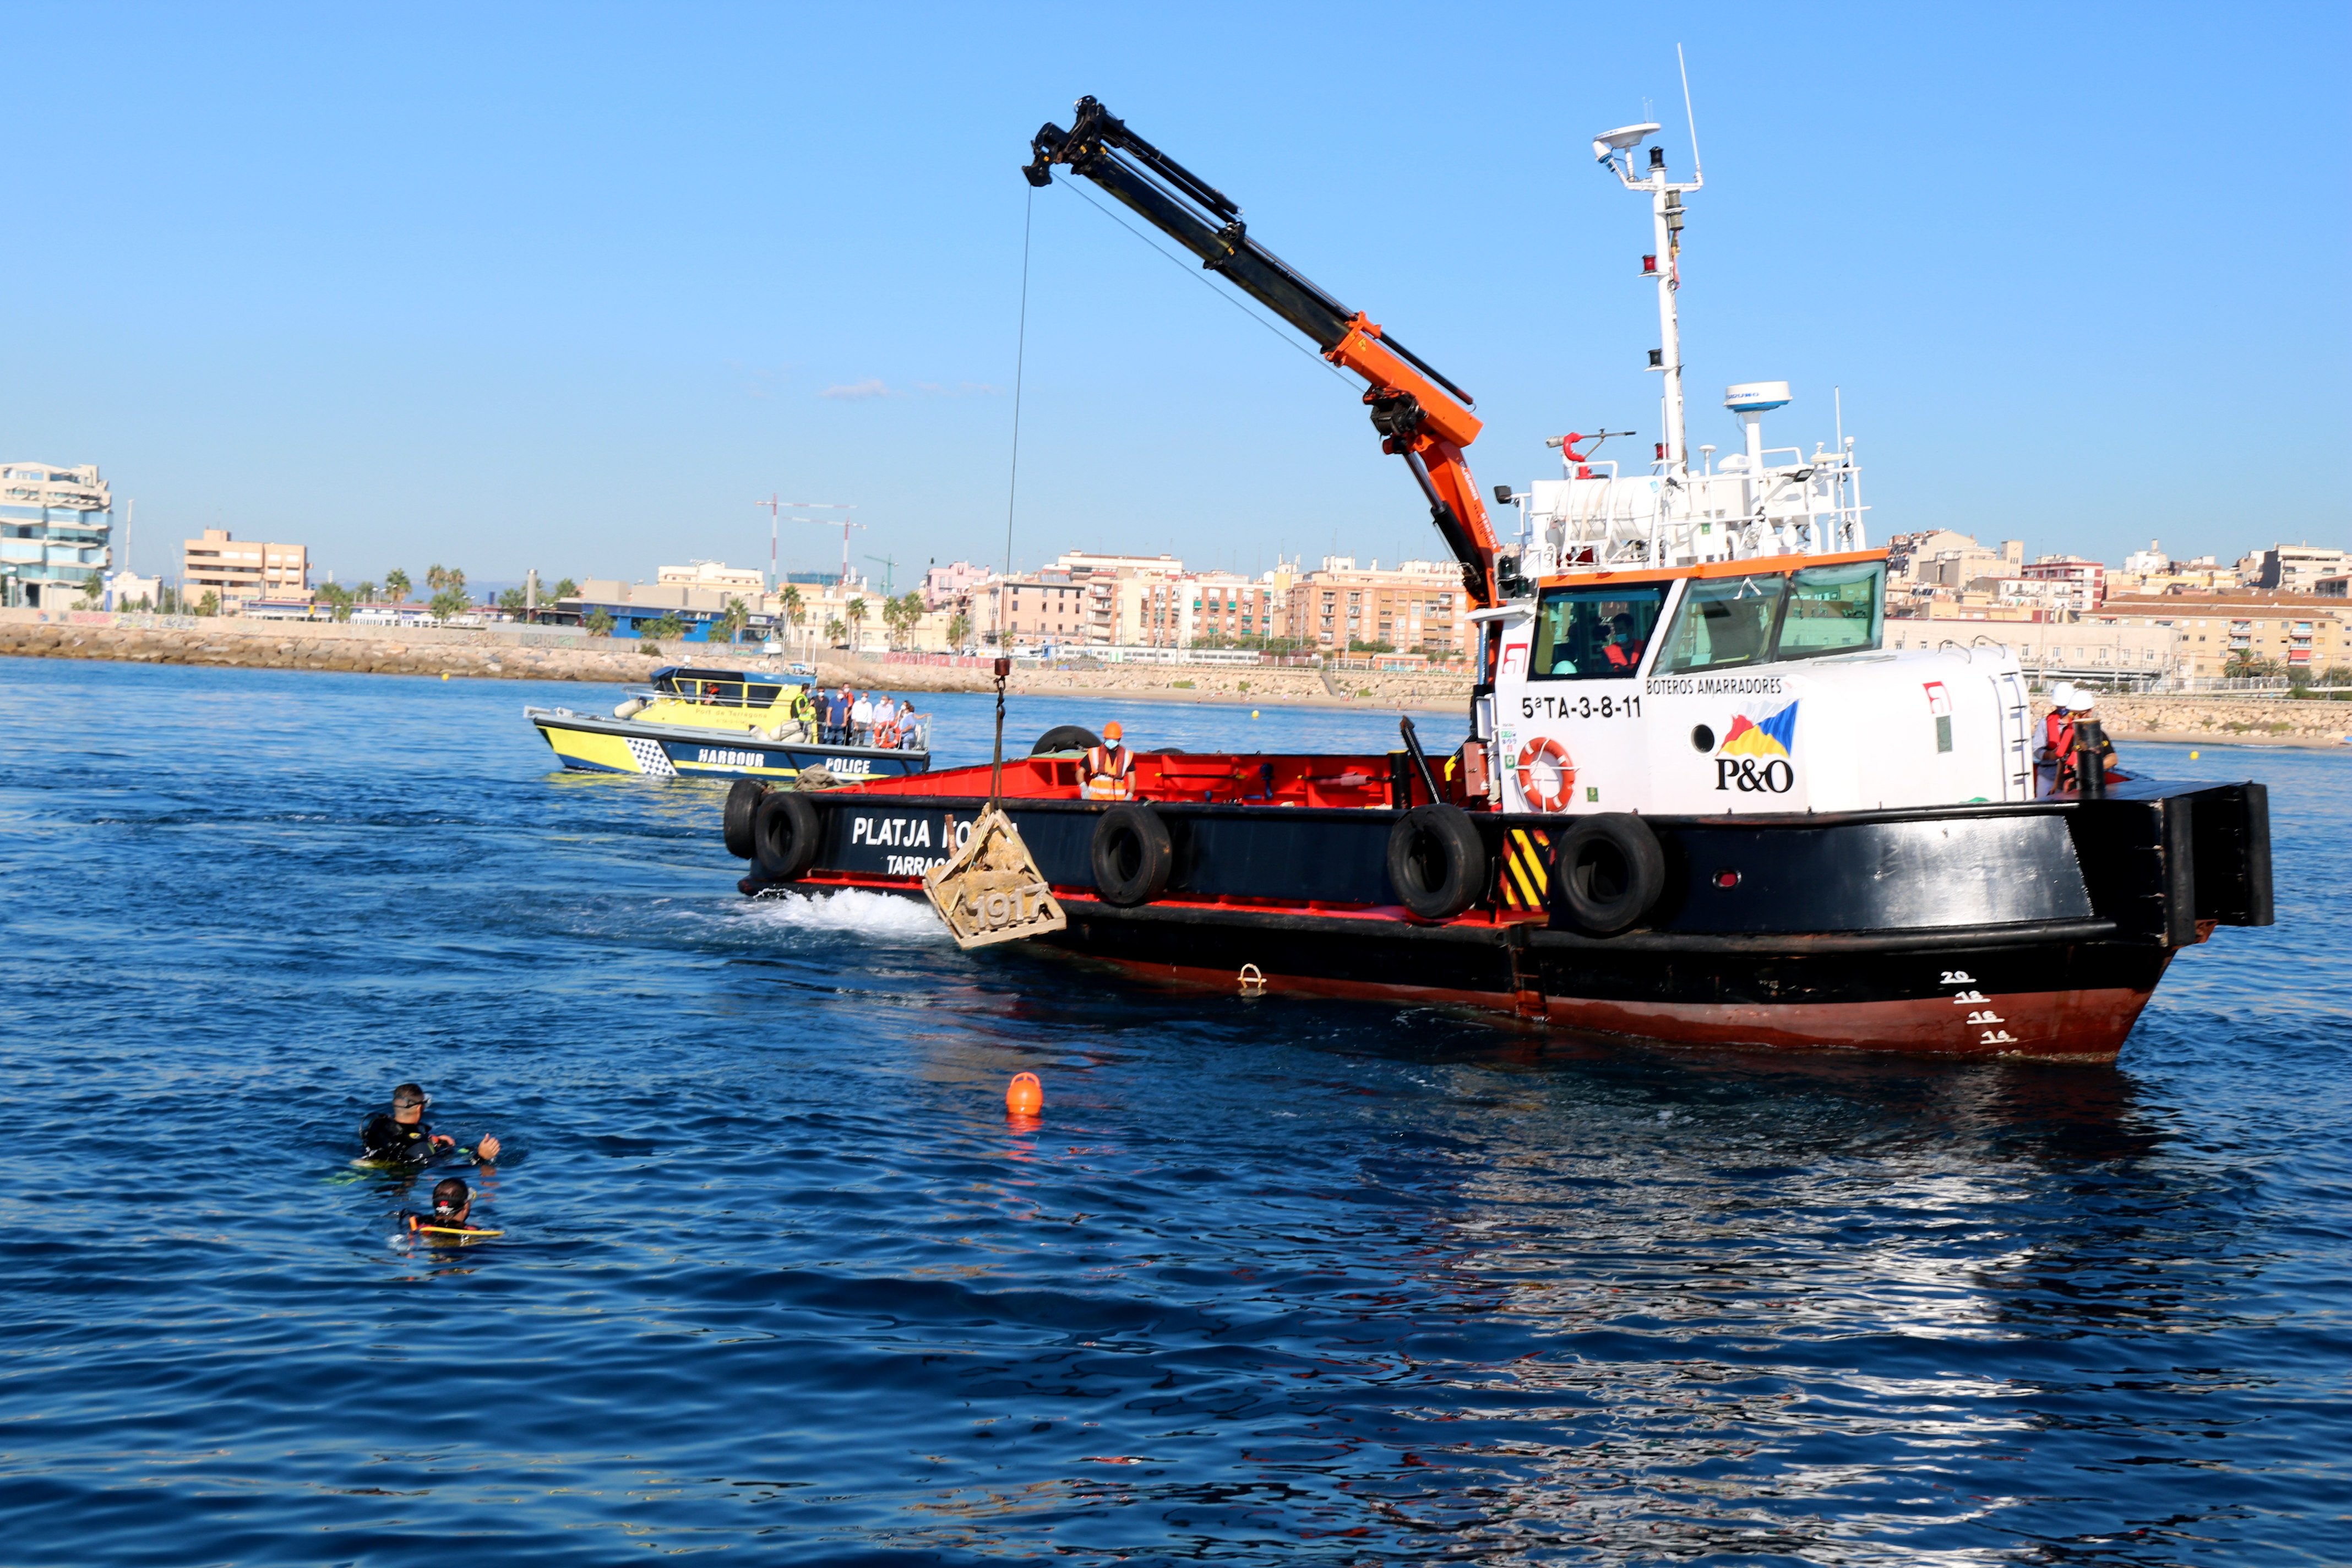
left=1086, top=950, right=2167, bottom=1063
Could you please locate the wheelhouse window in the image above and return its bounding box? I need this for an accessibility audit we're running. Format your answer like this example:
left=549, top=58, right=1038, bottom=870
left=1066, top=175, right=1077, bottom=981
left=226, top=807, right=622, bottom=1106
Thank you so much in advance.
left=1528, top=584, right=1667, bottom=679
left=1661, top=573, right=1786, bottom=673
left=1659, top=562, right=1886, bottom=672
left=1776, top=562, right=1884, bottom=660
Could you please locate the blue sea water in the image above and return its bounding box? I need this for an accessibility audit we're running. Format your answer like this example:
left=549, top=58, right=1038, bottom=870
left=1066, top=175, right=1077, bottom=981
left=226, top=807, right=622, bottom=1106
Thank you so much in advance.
left=1, top=654, right=2346, bottom=1566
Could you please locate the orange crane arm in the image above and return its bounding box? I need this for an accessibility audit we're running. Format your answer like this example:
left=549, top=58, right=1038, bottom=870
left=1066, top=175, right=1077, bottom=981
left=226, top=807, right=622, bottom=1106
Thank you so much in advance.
left=1025, top=98, right=1504, bottom=608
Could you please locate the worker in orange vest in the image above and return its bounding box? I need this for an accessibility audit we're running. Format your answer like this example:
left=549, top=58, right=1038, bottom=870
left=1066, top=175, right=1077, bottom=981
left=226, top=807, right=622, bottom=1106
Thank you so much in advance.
left=1083, top=721, right=1136, bottom=800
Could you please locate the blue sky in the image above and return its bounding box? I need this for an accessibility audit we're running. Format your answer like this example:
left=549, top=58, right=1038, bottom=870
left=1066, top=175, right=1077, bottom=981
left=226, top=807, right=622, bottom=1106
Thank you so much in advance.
left=4, top=2, right=2344, bottom=587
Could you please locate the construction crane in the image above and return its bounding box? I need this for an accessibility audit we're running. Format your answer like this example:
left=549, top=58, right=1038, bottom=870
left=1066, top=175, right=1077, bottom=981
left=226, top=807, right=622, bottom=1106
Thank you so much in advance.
left=1023, top=96, right=1503, bottom=609
left=756, top=496, right=865, bottom=587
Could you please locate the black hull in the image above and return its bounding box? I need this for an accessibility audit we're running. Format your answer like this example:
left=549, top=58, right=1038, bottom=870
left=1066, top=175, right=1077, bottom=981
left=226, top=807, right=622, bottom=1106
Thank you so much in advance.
left=734, top=780, right=2271, bottom=1060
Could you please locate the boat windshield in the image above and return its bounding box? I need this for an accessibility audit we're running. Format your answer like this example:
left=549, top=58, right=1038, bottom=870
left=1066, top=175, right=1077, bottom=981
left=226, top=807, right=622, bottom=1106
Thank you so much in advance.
left=1662, top=574, right=1785, bottom=673
left=1527, top=584, right=1668, bottom=679
left=1776, top=562, right=1885, bottom=661
left=1660, top=562, right=1885, bottom=672
left=652, top=668, right=785, bottom=706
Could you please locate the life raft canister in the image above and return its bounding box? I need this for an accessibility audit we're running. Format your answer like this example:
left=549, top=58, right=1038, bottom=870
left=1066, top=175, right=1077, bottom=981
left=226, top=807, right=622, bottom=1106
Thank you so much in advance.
left=1516, top=736, right=1576, bottom=812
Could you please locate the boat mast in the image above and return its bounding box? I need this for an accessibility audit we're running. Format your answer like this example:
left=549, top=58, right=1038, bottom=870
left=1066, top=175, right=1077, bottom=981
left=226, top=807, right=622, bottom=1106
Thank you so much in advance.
left=1594, top=77, right=1702, bottom=479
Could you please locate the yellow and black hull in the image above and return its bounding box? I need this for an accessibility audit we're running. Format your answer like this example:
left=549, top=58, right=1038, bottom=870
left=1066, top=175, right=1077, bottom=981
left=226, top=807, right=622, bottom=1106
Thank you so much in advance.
left=526, top=707, right=930, bottom=782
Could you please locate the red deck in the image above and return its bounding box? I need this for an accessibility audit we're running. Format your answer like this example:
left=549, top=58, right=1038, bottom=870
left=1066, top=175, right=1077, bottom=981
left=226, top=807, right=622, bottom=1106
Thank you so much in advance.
left=846, top=751, right=1412, bottom=811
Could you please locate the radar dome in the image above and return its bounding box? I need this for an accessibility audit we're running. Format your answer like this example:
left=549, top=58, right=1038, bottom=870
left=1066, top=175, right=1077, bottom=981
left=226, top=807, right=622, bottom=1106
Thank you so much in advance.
left=1724, top=381, right=1792, bottom=413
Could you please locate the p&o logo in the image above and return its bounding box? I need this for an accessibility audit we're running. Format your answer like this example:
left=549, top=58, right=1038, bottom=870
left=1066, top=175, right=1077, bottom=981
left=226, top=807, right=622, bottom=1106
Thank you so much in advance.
left=1715, top=701, right=1799, bottom=794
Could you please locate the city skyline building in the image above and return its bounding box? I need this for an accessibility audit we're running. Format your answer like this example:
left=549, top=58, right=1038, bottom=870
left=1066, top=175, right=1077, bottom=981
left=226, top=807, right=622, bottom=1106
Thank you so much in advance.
left=181, top=527, right=310, bottom=609
left=1, top=462, right=111, bottom=608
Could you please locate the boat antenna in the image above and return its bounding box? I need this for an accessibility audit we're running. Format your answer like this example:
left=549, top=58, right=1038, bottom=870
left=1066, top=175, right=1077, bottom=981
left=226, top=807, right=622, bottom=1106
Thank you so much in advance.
left=1678, top=43, right=1703, bottom=188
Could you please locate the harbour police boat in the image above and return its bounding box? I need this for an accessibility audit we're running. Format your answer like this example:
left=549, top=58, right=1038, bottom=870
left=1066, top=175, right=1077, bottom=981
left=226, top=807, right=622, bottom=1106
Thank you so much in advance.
left=527, top=665, right=930, bottom=782
left=716, top=100, right=2272, bottom=1059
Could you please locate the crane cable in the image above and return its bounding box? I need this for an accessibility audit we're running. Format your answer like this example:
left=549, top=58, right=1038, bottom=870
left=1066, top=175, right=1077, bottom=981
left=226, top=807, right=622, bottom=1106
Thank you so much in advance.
left=1004, top=184, right=1032, bottom=583
left=991, top=184, right=1036, bottom=808
left=1056, top=182, right=1353, bottom=388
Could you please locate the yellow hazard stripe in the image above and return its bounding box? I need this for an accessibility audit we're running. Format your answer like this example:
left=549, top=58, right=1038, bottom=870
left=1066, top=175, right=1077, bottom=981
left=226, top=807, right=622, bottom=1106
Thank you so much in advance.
left=1500, top=829, right=1551, bottom=909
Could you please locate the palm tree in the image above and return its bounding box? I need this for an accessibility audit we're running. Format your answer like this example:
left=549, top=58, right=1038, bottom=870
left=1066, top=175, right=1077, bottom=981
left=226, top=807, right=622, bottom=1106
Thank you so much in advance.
left=825, top=616, right=846, bottom=645
left=720, top=596, right=752, bottom=645
left=945, top=611, right=971, bottom=650
left=845, top=596, right=868, bottom=647
left=384, top=568, right=411, bottom=605
left=777, top=585, right=805, bottom=657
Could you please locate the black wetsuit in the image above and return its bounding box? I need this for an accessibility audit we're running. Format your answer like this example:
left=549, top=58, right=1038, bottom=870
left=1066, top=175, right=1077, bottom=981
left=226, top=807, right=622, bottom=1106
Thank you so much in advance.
left=361, top=1113, right=439, bottom=1165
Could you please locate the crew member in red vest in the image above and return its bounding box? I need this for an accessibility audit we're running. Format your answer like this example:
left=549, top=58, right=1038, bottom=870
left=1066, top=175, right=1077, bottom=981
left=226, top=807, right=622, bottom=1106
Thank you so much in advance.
left=2041, top=685, right=2079, bottom=791
left=2040, top=684, right=2121, bottom=793
left=1084, top=721, right=1135, bottom=800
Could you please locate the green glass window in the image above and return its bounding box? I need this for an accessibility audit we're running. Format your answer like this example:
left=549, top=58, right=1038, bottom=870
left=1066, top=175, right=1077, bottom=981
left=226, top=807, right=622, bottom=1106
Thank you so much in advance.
left=1776, top=562, right=1884, bottom=660
left=1661, top=574, right=1786, bottom=672
left=1528, top=584, right=1667, bottom=679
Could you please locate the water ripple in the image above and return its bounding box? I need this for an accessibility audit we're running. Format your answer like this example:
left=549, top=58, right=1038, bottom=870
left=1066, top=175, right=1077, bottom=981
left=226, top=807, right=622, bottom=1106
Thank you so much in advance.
left=0, top=656, right=2345, bottom=1564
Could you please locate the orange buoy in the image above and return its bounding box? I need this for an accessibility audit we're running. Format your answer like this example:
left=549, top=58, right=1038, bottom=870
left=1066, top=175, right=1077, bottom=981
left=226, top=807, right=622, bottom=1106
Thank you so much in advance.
left=1005, top=1072, right=1043, bottom=1117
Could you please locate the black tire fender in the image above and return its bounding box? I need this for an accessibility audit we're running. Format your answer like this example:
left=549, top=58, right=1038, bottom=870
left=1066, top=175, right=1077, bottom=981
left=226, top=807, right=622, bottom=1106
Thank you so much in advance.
left=751, top=790, right=823, bottom=883
left=723, top=777, right=769, bottom=861
left=1549, top=812, right=1666, bottom=935
left=1090, top=803, right=1174, bottom=907
left=1386, top=804, right=1488, bottom=921
left=1031, top=724, right=1101, bottom=756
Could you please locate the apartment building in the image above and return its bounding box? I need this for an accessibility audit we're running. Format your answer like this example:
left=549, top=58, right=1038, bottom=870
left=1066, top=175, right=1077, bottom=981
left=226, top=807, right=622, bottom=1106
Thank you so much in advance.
left=1050, top=550, right=1184, bottom=581
left=1886, top=618, right=2176, bottom=683
left=1, top=461, right=111, bottom=607
left=1053, top=551, right=1188, bottom=646
left=1288, top=557, right=1467, bottom=655
left=2018, top=555, right=2106, bottom=613
left=1138, top=573, right=1283, bottom=646
left=920, top=559, right=995, bottom=611
left=2255, top=545, right=2350, bottom=595
left=969, top=575, right=1091, bottom=648
left=181, top=528, right=308, bottom=608
left=2094, top=592, right=2350, bottom=681
left=658, top=560, right=765, bottom=593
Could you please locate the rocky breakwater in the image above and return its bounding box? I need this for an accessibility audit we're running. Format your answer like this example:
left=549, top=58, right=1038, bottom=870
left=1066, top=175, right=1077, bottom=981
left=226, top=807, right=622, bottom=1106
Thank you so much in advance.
left=2043, top=693, right=2351, bottom=746
left=0, top=612, right=663, bottom=683
left=819, top=654, right=1473, bottom=712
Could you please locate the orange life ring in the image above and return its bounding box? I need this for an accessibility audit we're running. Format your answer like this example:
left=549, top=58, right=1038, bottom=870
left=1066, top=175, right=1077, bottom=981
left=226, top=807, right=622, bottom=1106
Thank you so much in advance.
left=1516, top=736, right=1576, bottom=812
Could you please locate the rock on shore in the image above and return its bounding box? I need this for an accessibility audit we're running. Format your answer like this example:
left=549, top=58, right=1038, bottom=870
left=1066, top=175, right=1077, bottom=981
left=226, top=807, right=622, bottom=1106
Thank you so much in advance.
left=814, top=656, right=1473, bottom=713
left=0, top=618, right=662, bottom=682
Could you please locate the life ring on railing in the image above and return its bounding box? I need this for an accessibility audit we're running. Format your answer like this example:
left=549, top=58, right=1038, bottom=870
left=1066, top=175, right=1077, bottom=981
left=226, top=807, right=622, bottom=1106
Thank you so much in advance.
left=874, top=717, right=901, bottom=749
left=1515, top=736, right=1576, bottom=812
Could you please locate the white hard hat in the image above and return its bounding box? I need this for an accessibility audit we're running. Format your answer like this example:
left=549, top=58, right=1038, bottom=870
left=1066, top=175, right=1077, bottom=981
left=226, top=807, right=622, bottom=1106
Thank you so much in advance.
left=2049, top=683, right=2079, bottom=711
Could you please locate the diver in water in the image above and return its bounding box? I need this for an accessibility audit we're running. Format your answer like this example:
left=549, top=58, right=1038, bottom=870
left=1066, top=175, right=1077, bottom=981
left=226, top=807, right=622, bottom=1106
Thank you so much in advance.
left=404, top=1175, right=498, bottom=1237
left=360, top=1082, right=500, bottom=1166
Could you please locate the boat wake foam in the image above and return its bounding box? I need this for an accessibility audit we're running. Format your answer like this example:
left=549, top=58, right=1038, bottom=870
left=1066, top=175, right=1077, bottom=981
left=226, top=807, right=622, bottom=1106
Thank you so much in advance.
left=743, top=887, right=950, bottom=945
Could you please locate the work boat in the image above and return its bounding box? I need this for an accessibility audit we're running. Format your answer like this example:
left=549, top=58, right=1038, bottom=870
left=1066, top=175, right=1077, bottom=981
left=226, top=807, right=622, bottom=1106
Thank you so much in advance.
left=720, top=99, right=2272, bottom=1060
left=528, top=665, right=930, bottom=782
